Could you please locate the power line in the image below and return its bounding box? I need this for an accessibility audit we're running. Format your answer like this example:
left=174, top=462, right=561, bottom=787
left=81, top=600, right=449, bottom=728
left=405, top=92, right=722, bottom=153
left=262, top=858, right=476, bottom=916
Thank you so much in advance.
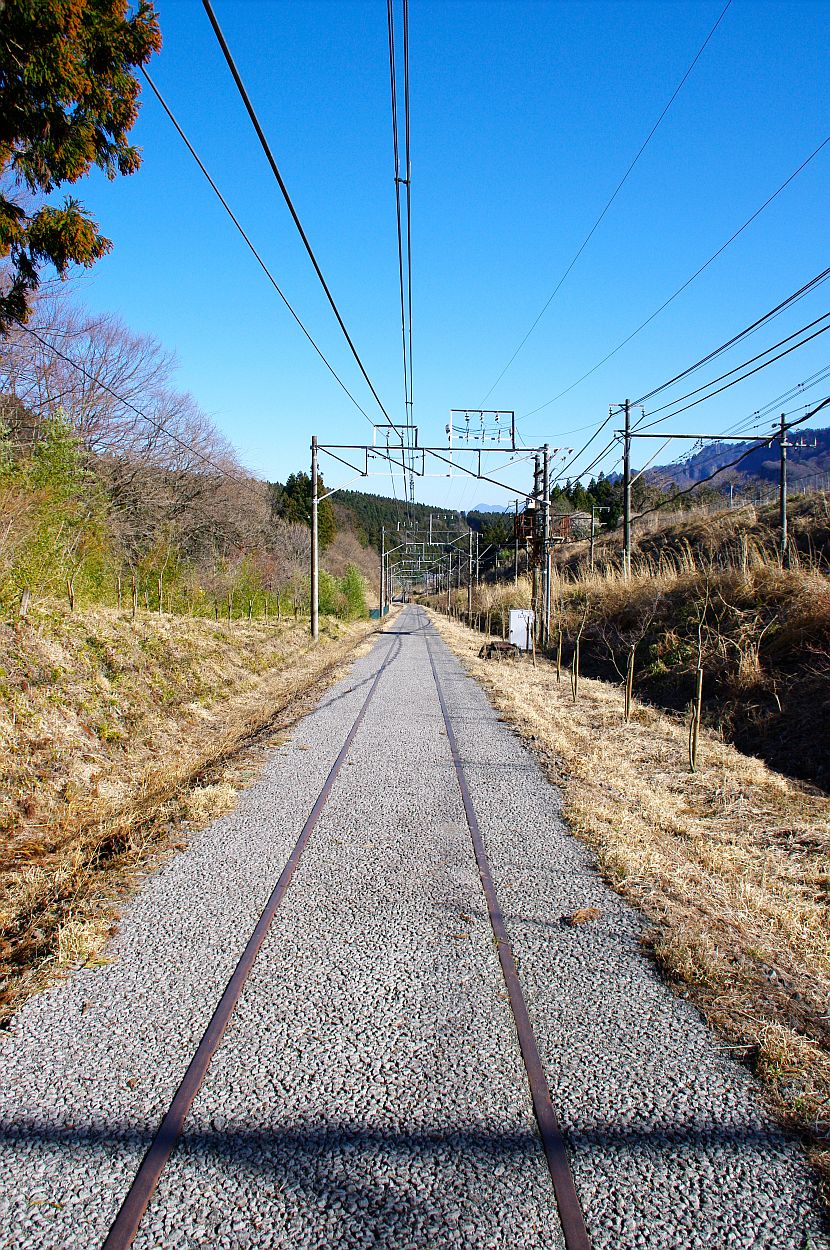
left=19, top=323, right=260, bottom=491
left=635, top=313, right=830, bottom=427
left=479, top=0, right=733, bottom=404
left=633, top=264, right=830, bottom=407
left=640, top=382, right=830, bottom=484
left=403, top=0, right=415, bottom=514
left=633, top=396, right=830, bottom=520
left=388, top=0, right=410, bottom=414
left=403, top=0, right=414, bottom=423
left=521, top=132, right=830, bottom=421
left=140, top=68, right=375, bottom=429
left=387, top=0, right=416, bottom=514
left=201, top=0, right=395, bottom=429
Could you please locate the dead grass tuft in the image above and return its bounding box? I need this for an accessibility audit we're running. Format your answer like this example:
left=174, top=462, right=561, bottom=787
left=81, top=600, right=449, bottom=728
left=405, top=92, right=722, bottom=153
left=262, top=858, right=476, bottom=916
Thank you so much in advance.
left=430, top=608, right=830, bottom=1196
left=178, top=783, right=239, bottom=825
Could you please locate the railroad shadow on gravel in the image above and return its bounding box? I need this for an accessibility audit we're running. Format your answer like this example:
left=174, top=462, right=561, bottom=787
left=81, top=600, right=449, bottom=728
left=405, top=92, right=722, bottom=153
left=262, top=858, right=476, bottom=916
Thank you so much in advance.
left=5, top=1118, right=822, bottom=1242
left=310, top=638, right=405, bottom=717
left=0, top=1114, right=810, bottom=1159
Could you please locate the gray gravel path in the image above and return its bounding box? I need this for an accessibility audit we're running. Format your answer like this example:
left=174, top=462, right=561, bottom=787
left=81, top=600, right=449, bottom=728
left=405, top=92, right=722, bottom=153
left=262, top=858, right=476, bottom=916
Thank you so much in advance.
left=0, top=606, right=826, bottom=1249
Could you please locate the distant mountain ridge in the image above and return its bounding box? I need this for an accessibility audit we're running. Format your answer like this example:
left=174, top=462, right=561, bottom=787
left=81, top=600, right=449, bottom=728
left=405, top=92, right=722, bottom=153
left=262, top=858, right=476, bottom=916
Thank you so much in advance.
left=647, top=425, right=830, bottom=489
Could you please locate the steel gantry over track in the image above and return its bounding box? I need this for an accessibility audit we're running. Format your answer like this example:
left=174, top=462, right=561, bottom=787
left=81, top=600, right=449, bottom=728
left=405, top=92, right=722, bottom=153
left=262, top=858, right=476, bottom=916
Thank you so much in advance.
left=308, top=417, right=573, bottom=642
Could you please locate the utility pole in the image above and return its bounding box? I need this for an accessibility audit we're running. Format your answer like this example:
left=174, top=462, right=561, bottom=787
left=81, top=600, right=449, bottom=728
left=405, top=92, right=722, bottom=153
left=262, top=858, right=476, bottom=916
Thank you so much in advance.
left=542, top=443, right=550, bottom=648
left=622, top=399, right=631, bottom=579
left=467, top=527, right=473, bottom=620
left=514, top=500, right=519, bottom=584
left=532, top=454, right=541, bottom=640
left=475, top=530, right=480, bottom=585
left=779, top=412, right=789, bottom=569
left=379, top=525, right=385, bottom=619
left=310, top=435, right=319, bottom=639
left=446, top=550, right=452, bottom=611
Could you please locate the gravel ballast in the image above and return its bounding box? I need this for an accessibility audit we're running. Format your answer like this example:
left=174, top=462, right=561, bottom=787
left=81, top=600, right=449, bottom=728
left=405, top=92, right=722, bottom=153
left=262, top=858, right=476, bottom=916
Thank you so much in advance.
left=0, top=606, right=826, bottom=1248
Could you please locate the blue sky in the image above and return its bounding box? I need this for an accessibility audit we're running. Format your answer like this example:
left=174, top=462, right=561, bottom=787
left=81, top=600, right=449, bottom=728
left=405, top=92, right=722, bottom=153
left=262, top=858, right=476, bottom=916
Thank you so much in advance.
left=68, top=0, right=829, bottom=508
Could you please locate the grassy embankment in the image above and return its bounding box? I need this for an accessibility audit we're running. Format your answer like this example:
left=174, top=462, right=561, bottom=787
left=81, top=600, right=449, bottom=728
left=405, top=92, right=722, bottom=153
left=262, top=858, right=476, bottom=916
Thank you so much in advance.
left=0, top=604, right=378, bottom=1024
left=426, top=499, right=830, bottom=1192
left=463, top=497, right=830, bottom=790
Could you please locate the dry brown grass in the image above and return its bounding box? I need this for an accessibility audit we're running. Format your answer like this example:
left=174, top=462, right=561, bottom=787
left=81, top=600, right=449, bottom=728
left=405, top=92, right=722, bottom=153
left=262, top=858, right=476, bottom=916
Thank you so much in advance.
left=430, top=608, right=830, bottom=1191
left=0, top=604, right=380, bottom=1023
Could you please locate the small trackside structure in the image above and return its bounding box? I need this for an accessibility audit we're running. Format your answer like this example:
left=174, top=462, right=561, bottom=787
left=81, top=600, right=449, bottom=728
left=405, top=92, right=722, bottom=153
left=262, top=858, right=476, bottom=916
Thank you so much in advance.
left=479, top=640, right=521, bottom=661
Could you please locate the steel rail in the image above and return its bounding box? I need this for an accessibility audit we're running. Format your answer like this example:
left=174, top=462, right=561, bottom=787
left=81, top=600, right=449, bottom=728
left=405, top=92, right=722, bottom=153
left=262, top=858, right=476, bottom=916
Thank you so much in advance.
left=102, top=633, right=402, bottom=1250
left=422, top=612, right=592, bottom=1250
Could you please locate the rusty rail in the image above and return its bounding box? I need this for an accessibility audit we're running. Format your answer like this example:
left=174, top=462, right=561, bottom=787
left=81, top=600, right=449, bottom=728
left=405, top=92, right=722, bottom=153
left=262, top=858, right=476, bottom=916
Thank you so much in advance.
left=102, top=634, right=401, bottom=1249
left=423, top=615, right=592, bottom=1250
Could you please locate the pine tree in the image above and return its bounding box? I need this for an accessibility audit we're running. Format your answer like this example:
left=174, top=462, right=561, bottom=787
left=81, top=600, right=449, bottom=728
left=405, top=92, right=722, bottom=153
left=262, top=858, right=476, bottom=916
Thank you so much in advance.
left=0, top=0, right=162, bottom=331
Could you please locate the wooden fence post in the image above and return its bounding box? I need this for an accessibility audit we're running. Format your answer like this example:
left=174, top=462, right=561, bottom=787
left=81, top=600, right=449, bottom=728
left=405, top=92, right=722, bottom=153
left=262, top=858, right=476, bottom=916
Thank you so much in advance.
left=624, top=644, right=636, bottom=722
left=19, top=587, right=31, bottom=620
left=66, top=578, right=75, bottom=613
left=689, top=667, right=703, bottom=772
left=570, top=609, right=587, bottom=702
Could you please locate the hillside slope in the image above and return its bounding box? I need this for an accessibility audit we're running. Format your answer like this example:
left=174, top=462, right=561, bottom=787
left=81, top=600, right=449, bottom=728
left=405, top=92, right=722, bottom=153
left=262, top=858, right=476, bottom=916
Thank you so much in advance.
left=0, top=606, right=377, bottom=1022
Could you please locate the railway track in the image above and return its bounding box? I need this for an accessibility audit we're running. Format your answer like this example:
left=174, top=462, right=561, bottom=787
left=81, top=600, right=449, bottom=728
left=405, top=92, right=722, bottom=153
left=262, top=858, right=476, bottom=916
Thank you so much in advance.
left=3, top=606, right=825, bottom=1249
left=102, top=610, right=589, bottom=1249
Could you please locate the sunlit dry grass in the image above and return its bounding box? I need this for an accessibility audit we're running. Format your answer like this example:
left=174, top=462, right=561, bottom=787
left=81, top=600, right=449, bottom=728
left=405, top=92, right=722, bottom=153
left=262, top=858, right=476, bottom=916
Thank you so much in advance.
left=430, top=609, right=830, bottom=1190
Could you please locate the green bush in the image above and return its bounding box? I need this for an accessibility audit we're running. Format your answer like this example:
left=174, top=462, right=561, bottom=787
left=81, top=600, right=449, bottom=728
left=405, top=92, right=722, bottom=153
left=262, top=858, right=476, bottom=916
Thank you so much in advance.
left=340, top=565, right=368, bottom=619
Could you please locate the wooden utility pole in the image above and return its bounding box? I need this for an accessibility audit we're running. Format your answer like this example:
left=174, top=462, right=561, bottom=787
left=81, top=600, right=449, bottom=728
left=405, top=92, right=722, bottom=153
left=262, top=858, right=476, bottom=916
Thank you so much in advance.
left=379, top=525, right=385, bottom=619
left=779, top=412, right=789, bottom=569
left=514, top=499, right=519, bottom=585
left=310, top=435, right=319, bottom=639
left=532, top=454, right=541, bottom=641
left=622, top=398, right=632, bottom=578
left=542, top=444, right=550, bottom=648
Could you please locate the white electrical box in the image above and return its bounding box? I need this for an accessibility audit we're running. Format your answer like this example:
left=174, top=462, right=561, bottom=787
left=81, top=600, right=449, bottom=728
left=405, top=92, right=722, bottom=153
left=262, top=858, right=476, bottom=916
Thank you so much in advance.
left=509, top=609, right=534, bottom=651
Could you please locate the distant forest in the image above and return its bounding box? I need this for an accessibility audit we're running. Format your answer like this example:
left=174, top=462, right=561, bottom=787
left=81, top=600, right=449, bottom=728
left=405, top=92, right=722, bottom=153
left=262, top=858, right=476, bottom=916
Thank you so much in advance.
left=335, top=489, right=467, bottom=550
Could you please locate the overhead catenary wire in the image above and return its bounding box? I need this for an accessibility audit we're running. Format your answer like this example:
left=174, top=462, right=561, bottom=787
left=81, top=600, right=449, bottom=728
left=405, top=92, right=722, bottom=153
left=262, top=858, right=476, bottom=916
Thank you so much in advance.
left=521, top=132, right=830, bottom=422
left=139, top=68, right=375, bottom=429
left=387, top=0, right=416, bottom=513
left=634, top=263, right=830, bottom=406
left=536, top=264, right=830, bottom=490
left=387, top=0, right=409, bottom=415
left=633, top=314, right=830, bottom=428
left=403, top=0, right=414, bottom=422
left=201, top=0, right=395, bottom=430
left=479, top=0, right=733, bottom=404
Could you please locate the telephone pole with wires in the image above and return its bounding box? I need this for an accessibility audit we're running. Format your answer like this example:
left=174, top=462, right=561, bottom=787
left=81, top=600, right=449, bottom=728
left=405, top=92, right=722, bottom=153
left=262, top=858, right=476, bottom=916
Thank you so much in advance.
left=616, top=396, right=830, bottom=575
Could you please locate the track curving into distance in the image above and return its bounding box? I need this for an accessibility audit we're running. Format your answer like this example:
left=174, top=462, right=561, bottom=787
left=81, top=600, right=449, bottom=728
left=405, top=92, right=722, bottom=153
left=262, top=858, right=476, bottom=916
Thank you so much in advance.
left=102, top=634, right=402, bottom=1250
left=421, top=610, right=591, bottom=1250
